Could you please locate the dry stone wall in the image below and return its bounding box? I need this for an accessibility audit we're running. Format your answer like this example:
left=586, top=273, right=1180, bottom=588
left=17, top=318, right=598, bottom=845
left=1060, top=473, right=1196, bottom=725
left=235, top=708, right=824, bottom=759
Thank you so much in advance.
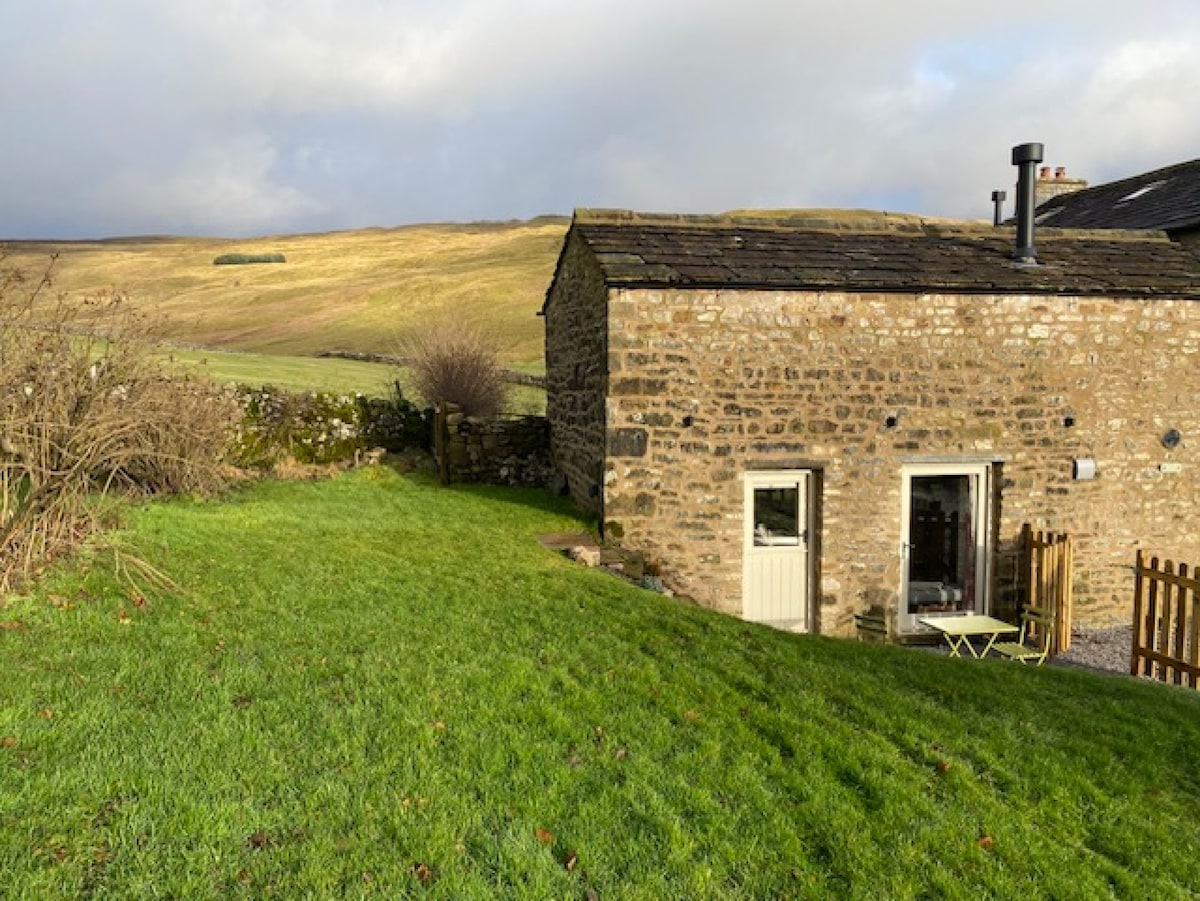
left=602, top=286, right=1200, bottom=631
left=437, top=406, right=552, bottom=487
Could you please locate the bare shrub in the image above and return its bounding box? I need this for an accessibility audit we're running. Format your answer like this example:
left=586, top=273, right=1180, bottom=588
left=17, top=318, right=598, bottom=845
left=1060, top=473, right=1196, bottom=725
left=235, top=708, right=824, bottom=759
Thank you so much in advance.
left=0, top=256, right=241, bottom=590
left=399, top=322, right=507, bottom=417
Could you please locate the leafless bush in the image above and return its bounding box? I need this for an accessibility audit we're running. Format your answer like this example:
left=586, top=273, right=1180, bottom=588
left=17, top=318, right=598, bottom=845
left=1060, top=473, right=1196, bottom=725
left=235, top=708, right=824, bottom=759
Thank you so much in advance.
left=0, top=256, right=241, bottom=590
left=399, top=322, right=507, bottom=417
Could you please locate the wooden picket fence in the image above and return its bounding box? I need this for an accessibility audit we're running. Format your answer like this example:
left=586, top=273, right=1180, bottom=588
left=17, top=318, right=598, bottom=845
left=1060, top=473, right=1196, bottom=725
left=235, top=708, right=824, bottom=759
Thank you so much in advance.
left=1131, top=551, right=1200, bottom=689
left=1022, top=526, right=1073, bottom=657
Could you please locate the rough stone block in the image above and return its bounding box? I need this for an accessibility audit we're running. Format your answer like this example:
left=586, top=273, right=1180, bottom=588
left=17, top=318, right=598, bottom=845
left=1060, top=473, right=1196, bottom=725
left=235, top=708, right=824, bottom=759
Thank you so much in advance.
left=608, top=428, right=648, bottom=457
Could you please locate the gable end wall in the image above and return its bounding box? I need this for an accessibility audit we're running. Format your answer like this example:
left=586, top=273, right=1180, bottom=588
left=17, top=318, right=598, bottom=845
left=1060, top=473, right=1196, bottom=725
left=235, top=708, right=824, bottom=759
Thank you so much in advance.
left=545, top=232, right=609, bottom=513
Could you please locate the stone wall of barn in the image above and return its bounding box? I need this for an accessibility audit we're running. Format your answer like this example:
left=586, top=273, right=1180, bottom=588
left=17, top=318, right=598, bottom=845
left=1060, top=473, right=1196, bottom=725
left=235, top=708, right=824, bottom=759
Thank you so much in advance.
left=544, top=234, right=610, bottom=513
left=601, top=286, right=1200, bottom=631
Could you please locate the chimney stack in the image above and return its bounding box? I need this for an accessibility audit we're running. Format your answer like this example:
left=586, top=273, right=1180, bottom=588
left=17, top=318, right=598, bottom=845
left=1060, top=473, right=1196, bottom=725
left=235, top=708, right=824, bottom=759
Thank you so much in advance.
left=1012, top=142, right=1044, bottom=264
left=1036, top=165, right=1089, bottom=206
left=991, top=190, right=1007, bottom=227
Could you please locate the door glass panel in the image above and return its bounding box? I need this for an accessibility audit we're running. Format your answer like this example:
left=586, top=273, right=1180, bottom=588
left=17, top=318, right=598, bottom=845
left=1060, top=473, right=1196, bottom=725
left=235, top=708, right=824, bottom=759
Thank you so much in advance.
left=906, top=474, right=976, bottom=615
left=752, top=486, right=799, bottom=546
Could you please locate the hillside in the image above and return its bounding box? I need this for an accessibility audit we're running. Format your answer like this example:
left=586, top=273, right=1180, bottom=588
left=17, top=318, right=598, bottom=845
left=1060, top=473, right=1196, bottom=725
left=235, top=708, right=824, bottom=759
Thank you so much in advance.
left=1, top=208, right=963, bottom=386
left=1, top=218, right=569, bottom=370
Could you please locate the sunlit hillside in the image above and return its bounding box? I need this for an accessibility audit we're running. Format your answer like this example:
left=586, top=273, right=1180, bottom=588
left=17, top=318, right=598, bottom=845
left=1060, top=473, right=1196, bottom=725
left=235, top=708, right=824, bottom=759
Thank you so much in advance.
left=1, top=217, right=569, bottom=371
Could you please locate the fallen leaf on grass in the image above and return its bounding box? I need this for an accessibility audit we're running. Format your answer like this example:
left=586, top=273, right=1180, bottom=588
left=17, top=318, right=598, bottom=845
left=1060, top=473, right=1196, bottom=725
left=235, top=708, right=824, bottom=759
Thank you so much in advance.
left=614, top=747, right=629, bottom=761
left=0, top=620, right=26, bottom=631
left=37, top=708, right=54, bottom=719
left=564, top=849, right=579, bottom=872
left=247, top=831, right=271, bottom=850
left=431, top=721, right=446, bottom=732
left=535, top=827, right=555, bottom=845
left=36, top=841, right=69, bottom=863
left=935, top=760, right=951, bottom=774
left=116, top=608, right=131, bottom=625
left=1, top=736, right=16, bottom=749
left=411, top=862, right=435, bottom=885
left=977, top=835, right=995, bottom=851
left=683, top=709, right=701, bottom=723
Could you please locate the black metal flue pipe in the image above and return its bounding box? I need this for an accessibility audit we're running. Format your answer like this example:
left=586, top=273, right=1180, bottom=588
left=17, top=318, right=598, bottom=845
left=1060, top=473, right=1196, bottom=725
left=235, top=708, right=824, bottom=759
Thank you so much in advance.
left=1011, top=142, right=1043, bottom=263
left=991, top=189, right=1007, bottom=227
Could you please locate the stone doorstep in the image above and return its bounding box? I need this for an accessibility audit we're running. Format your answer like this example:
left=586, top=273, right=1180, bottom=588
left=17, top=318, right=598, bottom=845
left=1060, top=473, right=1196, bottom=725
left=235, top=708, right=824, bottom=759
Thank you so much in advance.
left=535, top=531, right=598, bottom=552
left=537, top=533, right=651, bottom=584
left=599, top=547, right=646, bottom=581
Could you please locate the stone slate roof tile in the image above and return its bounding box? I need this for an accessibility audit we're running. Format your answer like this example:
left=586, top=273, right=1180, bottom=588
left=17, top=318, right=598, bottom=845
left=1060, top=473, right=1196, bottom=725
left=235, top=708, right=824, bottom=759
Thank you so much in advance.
left=568, top=211, right=1200, bottom=298
left=1035, top=158, right=1200, bottom=232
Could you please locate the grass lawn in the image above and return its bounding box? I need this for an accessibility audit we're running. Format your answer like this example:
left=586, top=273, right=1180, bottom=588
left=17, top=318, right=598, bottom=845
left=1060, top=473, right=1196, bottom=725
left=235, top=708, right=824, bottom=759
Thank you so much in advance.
left=162, top=348, right=399, bottom=396
left=162, top=348, right=547, bottom=414
left=1, top=469, right=1198, bottom=898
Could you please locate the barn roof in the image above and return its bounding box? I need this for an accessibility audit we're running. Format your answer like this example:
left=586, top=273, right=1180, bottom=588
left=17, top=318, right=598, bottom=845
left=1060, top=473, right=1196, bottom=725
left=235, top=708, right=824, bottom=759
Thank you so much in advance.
left=560, top=209, right=1200, bottom=298
left=1034, top=158, right=1200, bottom=233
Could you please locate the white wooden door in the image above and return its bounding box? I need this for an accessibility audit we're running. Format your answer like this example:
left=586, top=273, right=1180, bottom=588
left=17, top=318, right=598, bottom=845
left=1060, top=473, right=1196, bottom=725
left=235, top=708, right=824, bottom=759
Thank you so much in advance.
left=743, top=471, right=812, bottom=631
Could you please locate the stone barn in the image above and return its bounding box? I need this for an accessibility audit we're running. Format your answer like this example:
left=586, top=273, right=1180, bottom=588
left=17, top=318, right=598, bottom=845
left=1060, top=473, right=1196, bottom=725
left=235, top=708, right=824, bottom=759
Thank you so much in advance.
left=542, top=208, right=1200, bottom=636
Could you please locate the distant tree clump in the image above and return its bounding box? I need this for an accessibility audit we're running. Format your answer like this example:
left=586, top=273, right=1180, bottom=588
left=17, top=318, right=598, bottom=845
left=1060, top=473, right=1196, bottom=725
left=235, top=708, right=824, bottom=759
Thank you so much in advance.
left=213, top=253, right=287, bottom=265
left=399, top=322, right=507, bottom=418
left=0, top=256, right=241, bottom=591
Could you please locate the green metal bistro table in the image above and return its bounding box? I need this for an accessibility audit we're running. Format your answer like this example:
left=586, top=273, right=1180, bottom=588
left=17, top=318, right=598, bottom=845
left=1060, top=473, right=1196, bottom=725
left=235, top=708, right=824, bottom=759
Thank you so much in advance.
left=918, top=614, right=1020, bottom=659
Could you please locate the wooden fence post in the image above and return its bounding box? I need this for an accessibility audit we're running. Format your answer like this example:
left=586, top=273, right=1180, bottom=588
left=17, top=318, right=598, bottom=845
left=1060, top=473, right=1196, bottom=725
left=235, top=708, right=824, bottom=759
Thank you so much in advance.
left=1021, top=526, right=1073, bottom=657
left=434, top=402, right=449, bottom=485
left=1131, top=549, right=1146, bottom=677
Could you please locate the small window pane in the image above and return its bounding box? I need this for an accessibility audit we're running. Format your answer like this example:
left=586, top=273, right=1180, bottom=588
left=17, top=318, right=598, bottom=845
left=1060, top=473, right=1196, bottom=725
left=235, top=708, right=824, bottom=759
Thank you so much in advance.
left=753, top=487, right=799, bottom=545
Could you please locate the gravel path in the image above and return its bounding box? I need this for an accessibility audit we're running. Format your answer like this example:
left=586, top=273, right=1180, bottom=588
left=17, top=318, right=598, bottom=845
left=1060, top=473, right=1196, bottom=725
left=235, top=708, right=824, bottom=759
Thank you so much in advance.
left=1051, top=625, right=1132, bottom=676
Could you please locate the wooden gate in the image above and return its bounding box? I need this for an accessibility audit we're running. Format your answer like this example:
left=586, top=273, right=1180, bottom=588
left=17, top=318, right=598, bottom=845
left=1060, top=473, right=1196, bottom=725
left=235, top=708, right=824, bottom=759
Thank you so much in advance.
left=1131, top=551, right=1200, bottom=689
left=1022, top=526, right=1073, bottom=657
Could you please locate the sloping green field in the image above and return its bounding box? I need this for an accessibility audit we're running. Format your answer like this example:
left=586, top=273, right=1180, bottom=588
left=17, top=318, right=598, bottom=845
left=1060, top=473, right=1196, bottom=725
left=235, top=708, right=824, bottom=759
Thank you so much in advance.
left=1, top=470, right=1196, bottom=898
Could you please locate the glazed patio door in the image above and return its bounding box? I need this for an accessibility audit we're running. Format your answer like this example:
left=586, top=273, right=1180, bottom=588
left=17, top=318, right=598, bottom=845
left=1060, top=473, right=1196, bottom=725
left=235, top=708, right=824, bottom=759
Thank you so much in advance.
left=899, top=464, right=992, bottom=633
left=743, top=470, right=813, bottom=631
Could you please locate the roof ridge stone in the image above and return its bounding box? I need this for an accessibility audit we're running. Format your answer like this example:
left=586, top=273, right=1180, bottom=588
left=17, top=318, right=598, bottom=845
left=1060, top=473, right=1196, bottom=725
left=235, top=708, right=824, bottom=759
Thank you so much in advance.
left=571, top=208, right=1171, bottom=243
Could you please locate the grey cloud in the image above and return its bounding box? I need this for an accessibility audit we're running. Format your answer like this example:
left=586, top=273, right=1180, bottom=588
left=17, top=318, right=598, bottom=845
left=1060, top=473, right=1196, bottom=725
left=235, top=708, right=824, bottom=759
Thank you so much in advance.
left=1, top=0, right=1198, bottom=237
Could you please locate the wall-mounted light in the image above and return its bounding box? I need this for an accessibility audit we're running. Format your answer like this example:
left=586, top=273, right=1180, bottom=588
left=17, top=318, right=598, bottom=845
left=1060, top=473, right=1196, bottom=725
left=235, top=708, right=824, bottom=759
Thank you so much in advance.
left=1162, top=428, right=1182, bottom=450
left=1072, top=458, right=1097, bottom=481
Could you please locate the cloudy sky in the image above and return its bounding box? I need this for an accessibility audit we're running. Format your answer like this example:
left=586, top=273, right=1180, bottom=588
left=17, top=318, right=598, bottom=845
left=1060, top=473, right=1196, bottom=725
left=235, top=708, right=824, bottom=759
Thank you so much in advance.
left=3, top=0, right=1199, bottom=238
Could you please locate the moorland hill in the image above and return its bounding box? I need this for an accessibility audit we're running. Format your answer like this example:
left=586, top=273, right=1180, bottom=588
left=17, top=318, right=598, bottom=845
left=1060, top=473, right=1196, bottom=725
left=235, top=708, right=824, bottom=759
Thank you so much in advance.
left=2, top=217, right=570, bottom=369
